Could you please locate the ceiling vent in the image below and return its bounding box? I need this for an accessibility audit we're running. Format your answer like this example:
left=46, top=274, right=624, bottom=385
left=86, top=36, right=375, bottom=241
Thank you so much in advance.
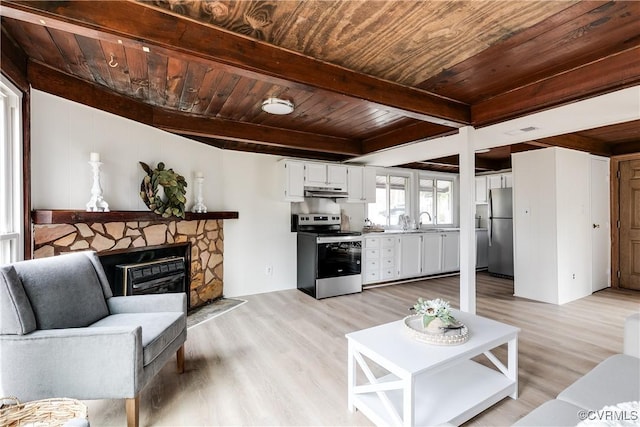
left=505, top=126, right=540, bottom=136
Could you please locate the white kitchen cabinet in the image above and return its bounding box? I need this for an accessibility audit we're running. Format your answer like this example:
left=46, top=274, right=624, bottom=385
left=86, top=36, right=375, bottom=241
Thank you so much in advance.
left=305, top=162, right=347, bottom=188
left=399, top=234, right=422, bottom=279
left=513, top=147, right=593, bottom=305
left=280, top=159, right=305, bottom=202
left=347, top=166, right=376, bottom=203
left=476, top=229, right=489, bottom=269
left=487, top=172, right=512, bottom=190
left=421, top=233, right=442, bottom=275
left=441, top=231, right=460, bottom=273
left=363, top=235, right=398, bottom=284
left=475, top=176, right=488, bottom=204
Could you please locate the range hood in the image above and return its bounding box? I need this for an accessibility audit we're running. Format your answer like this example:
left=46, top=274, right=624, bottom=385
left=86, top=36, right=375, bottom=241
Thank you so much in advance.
left=304, top=186, right=349, bottom=198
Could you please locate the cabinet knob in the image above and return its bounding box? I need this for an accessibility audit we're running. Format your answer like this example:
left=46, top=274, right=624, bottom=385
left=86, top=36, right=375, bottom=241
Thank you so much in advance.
left=593, top=223, right=600, bottom=228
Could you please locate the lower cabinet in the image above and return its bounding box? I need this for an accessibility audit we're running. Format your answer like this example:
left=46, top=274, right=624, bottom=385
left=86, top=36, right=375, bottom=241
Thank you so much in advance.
left=441, top=232, right=460, bottom=273
left=363, top=231, right=462, bottom=285
left=476, top=230, right=489, bottom=269
left=363, top=235, right=398, bottom=284
left=399, top=234, right=422, bottom=278
left=421, top=233, right=442, bottom=275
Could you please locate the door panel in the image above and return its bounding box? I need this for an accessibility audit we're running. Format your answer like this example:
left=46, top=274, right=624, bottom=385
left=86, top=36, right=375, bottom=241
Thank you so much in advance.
left=591, top=157, right=610, bottom=292
left=620, top=159, right=640, bottom=290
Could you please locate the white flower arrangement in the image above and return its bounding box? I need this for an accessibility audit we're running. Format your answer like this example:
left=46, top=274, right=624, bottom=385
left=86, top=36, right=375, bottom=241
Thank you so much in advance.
left=412, top=297, right=457, bottom=328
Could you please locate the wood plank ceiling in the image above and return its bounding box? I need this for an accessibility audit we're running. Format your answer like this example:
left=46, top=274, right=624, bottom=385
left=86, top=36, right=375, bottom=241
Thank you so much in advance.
left=1, top=0, right=639, bottom=171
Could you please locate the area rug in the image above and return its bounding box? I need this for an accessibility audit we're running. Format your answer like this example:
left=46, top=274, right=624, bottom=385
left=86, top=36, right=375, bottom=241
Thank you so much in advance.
left=187, top=298, right=247, bottom=329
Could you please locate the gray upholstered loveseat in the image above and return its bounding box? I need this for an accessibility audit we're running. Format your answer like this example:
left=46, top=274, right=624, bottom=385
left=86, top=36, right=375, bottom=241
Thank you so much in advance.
left=0, top=251, right=187, bottom=427
left=513, top=313, right=640, bottom=426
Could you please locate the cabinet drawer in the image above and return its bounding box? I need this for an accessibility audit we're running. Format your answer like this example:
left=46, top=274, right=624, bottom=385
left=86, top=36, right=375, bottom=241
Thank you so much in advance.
left=381, top=247, right=395, bottom=257
left=382, top=268, right=396, bottom=280
left=365, top=259, right=379, bottom=270
left=381, top=257, right=394, bottom=268
left=365, top=248, right=380, bottom=259
left=381, top=237, right=396, bottom=247
left=363, top=269, right=380, bottom=283
left=364, top=237, right=381, bottom=248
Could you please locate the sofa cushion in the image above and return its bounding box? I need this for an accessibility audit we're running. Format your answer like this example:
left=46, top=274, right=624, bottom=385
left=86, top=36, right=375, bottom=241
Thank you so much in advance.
left=512, top=399, right=586, bottom=426
left=12, top=252, right=110, bottom=330
left=90, top=312, right=185, bottom=366
left=0, top=266, right=36, bottom=335
left=557, top=354, right=640, bottom=410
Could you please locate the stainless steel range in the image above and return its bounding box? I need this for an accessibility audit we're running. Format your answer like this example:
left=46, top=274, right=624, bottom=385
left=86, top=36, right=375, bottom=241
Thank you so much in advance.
left=294, top=214, right=362, bottom=299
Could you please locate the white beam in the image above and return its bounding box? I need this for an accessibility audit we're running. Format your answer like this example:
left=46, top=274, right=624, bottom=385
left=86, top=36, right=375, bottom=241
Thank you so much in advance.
left=458, top=127, right=476, bottom=313
left=350, top=85, right=640, bottom=167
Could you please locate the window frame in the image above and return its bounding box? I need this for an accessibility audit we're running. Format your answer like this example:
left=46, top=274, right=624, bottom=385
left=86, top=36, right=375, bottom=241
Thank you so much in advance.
left=367, top=170, right=412, bottom=228
left=0, top=74, right=24, bottom=264
left=417, top=172, right=456, bottom=228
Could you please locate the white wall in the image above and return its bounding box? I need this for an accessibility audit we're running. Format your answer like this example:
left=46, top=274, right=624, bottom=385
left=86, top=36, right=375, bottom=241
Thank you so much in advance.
left=30, top=90, right=297, bottom=297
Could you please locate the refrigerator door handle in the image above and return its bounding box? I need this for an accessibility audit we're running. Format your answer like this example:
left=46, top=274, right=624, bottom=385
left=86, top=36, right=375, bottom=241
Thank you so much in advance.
left=488, top=189, right=493, bottom=246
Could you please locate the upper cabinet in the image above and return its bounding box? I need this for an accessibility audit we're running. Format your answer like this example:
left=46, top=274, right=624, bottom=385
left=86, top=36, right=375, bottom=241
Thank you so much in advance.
left=305, top=163, right=347, bottom=188
left=280, top=159, right=305, bottom=202
left=475, top=176, right=488, bottom=204
left=347, top=166, right=376, bottom=203
left=476, top=171, right=512, bottom=204
left=487, top=172, right=512, bottom=190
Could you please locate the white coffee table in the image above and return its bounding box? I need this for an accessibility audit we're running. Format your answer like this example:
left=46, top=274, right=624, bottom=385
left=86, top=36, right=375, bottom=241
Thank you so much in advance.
left=346, top=309, right=519, bottom=427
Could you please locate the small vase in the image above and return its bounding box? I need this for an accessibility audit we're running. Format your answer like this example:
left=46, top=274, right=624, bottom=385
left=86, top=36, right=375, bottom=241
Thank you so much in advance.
left=426, top=317, right=446, bottom=333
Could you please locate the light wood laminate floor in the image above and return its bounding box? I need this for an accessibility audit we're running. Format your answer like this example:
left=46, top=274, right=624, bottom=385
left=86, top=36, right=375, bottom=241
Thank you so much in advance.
left=84, top=273, right=640, bottom=426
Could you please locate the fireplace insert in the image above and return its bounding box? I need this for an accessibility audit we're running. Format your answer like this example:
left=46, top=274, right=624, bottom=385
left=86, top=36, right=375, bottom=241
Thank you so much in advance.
left=115, top=256, right=187, bottom=300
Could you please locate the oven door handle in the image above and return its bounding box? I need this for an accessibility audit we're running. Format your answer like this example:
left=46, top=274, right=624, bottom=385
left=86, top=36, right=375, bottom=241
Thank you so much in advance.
left=316, top=236, right=362, bottom=244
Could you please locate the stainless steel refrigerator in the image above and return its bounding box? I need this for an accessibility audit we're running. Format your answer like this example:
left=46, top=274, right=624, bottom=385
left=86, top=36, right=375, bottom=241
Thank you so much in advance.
left=488, top=187, right=514, bottom=277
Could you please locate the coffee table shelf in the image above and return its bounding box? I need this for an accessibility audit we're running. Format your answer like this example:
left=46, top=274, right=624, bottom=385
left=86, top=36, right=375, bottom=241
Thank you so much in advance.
left=346, top=310, right=519, bottom=427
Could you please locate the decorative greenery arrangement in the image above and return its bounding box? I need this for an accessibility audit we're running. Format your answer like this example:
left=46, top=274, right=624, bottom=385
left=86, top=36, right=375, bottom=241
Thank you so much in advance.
left=139, top=161, right=187, bottom=218
left=412, top=297, right=457, bottom=328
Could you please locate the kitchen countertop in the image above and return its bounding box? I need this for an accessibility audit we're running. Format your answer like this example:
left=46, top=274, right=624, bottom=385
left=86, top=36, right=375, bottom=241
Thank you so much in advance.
left=362, top=228, right=487, bottom=235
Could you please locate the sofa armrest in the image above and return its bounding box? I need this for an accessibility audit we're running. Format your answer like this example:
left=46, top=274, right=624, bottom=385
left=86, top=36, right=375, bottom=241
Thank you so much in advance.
left=107, top=293, right=186, bottom=314
left=624, top=312, right=640, bottom=358
left=0, top=326, right=144, bottom=400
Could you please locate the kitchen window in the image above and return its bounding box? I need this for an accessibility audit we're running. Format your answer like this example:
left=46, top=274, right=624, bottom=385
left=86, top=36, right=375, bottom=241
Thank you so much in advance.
left=419, top=177, right=453, bottom=226
left=367, top=174, right=409, bottom=227
left=0, top=75, right=23, bottom=265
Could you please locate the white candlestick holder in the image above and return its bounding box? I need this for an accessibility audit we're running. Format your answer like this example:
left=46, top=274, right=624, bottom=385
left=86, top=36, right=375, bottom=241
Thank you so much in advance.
left=191, top=176, right=207, bottom=213
left=86, top=160, right=110, bottom=212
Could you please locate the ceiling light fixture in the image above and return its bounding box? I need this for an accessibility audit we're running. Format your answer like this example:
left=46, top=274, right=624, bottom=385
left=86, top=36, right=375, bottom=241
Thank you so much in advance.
left=261, top=97, right=295, bottom=115
left=475, top=148, right=491, bottom=154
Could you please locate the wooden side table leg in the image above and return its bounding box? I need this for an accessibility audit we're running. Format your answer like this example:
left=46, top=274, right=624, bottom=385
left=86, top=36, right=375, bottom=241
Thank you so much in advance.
left=177, top=344, right=185, bottom=373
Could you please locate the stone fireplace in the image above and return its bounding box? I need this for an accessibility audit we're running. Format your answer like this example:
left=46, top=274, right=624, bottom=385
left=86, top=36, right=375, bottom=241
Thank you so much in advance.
left=31, top=210, right=238, bottom=309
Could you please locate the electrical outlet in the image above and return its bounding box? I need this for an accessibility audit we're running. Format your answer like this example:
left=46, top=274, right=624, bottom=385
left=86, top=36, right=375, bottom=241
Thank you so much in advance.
left=266, top=265, right=273, bottom=276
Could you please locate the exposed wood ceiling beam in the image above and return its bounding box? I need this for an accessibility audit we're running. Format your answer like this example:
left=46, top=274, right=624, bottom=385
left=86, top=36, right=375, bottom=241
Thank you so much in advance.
left=28, top=60, right=362, bottom=155
left=528, top=133, right=612, bottom=157
left=181, top=135, right=351, bottom=163
left=0, top=27, right=29, bottom=91
left=155, top=110, right=361, bottom=156
left=613, top=141, right=640, bottom=156
left=362, top=122, right=455, bottom=154
left=0, top=0, right=470, bottom=127
left=472, top=46, right=640, bottom=126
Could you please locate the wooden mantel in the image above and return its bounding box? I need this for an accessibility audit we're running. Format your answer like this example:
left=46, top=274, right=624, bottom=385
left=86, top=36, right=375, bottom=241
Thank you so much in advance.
left=32, top=209, right=239, bottom=224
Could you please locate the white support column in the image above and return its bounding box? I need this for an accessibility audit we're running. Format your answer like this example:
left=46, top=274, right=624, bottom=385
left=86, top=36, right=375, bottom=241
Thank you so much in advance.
left=458, top=126, right=476, bottom=313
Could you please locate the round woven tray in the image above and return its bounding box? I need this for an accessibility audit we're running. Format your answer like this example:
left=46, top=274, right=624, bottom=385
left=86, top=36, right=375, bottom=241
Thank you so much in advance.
left=0, top=397, right=88, bottom=427
left=403, top=314, right=469, bottom=346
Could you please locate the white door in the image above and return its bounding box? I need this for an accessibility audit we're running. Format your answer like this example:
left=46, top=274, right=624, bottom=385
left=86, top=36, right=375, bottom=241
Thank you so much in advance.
left=305, top=163, right=327, bottom=186
left=591, top=157, right=610, bottom=291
